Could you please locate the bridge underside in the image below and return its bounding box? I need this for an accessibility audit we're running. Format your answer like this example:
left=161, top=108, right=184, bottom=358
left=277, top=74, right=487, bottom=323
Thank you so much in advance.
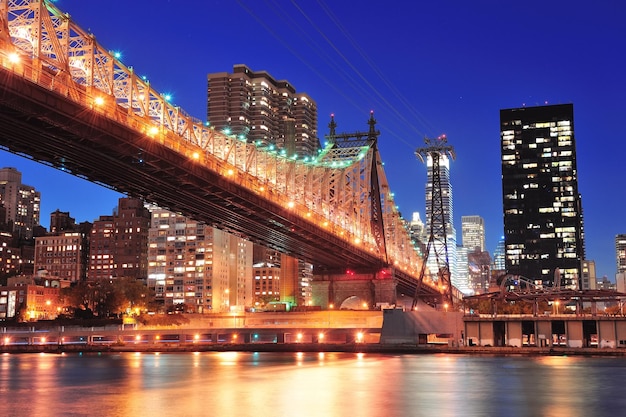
left=0, top=67, right=445, bottom=303
left=0, top=68, right=387, bottom=273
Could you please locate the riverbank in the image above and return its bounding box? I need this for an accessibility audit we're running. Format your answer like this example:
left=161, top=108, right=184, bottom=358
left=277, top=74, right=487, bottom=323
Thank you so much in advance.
left=4, top=342, right=626, bottom=357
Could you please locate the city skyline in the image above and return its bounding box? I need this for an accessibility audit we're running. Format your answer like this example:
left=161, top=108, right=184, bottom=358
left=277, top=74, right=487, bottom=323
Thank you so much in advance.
left=2, top=0, right=624, bottom=279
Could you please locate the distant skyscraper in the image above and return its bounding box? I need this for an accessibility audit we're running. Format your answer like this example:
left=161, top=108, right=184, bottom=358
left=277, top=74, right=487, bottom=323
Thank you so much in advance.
left=0, top=167, right=40, bottom=240
left=207, top=64, right=319, bottom=157
left=500, top=104, right=585, bottom=288
left=616, top=234, right=626, bottom=275
left=455, top=246, right=469, bottom=294
left=581, top=260, right=597, bottom=290
left=423, top=152, right=458, bottom=289
left=462, top=215, right=485, bottom=253
left=409, top=212, right=426, bottom=258
left=492, top=236, right=506, bottom=271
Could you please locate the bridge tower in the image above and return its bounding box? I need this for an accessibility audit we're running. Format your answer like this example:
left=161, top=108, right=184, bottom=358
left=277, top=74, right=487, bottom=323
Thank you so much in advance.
left=313, top=112, right=396, bottom=309
left=412, top=135, right=455, bottom=310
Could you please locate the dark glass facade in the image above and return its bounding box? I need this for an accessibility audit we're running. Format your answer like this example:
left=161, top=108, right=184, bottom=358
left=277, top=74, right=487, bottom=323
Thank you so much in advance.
left=500, top=104, right=584, bottom=288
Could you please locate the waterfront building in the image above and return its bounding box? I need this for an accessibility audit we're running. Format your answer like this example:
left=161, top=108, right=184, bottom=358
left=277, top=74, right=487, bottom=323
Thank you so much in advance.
left=0, top=167, right=40, bottom=240
left=89, top=215, right=115, bottom=280
left=207, top=64, right=319, bottom=157
left=87, top=198, right=150, bottom=281
left=112, top=198, right=150, bottom=280
left=500, top=104, right=585, bottom=288
left=252, top=262, right=281, bottom=307
left=0, top=273, right=70, bottom=320
left=147, top=208, right=253, bottom=313
left=34, top=232, right=87, bottom=282
left=0, top=231, right=20, bottom=277
left=252, top=244, right=312, bottom=308
left=617, top=234, right=626, bottom=275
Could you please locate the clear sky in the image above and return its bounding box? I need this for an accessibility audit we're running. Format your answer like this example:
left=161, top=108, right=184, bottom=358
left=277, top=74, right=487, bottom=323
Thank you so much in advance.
left=2, top=0, right=625, bottom=279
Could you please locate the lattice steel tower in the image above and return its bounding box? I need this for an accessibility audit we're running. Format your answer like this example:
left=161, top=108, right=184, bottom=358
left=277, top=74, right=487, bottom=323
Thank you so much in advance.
left=412, top=135, right=455, bottom=309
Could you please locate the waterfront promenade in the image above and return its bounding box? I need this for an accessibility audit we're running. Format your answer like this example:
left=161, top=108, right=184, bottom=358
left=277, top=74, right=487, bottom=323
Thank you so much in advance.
left=4, top=310, right=626, bottom=356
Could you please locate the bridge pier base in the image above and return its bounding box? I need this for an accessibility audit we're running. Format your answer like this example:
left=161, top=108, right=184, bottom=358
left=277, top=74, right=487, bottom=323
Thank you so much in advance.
left=312, top=271, right=397, bottom=309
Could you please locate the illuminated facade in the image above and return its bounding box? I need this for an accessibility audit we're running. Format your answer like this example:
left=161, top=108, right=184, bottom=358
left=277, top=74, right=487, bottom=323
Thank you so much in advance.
left=581, top=260, right=597, bottom=290
left=34, top=232, right=86, bottom=282
left=617, top=234, right=626, bottom=275
left=462, top=215, right=485, bottom=253
left=88, top=198, right=150, bottom=281
left=207, top=64, right=319, bottom=157
left=424, top=153, right=458, bottom=289
left=500, top=104, right=585, bottom=288
left=0, top=167, right=40, bottom=240
left=147, top=209, right=253, bottom=313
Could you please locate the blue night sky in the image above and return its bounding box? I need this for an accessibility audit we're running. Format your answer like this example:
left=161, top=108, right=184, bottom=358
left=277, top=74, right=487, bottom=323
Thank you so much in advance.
left=2, top=0, right=625, bottom=279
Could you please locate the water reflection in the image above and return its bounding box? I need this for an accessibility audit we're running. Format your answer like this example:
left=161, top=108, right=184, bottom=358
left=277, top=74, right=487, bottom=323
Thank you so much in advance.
left=1, top=352, right=626, bottom=417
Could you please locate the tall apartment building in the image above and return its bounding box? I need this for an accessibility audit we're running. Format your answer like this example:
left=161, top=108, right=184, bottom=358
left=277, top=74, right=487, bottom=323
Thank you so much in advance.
left=0, top=167, right=40, bottom=240
left=500, top=104, right=585, bottom=288
left=89, top=215, right=115, bottom=280
left=423, top=153, right=458, bottom=289
left=113, top=198, right=150, bottom=280
left=207, top=64, right=319, bottom=157
left=87, top=198, right=150, bottom=281
left=461, top=215, right=485, bottom=253
left=616, top=234, right=626, bottom=275
left=251, top=244, right=312, bottom=308
left=147, top=209, right=253, bottom=313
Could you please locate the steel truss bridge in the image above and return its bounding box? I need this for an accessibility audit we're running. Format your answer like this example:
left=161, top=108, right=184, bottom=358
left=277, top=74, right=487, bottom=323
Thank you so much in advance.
left=0, top=0, right=462, bottom=305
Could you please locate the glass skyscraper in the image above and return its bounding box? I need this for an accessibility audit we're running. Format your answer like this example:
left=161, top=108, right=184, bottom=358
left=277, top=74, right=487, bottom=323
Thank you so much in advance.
left=500, top=103, right=585, bottom=288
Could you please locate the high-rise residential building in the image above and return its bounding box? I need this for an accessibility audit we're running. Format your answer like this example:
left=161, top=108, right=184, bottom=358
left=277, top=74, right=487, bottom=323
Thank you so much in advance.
left=252, top=243, right=313, bottom=308
left=462, top=215, right=485, bottom=253
left=500, top=104, right=585, bottom=288
left=88, top=198, right=150, bottom=281
left=616, top=234, right=626, bottom=275
left=147, top=208, right=253, bottom=313
left=89, top=215, right=115, bottom=281
left=423, top=153, right=458, bottom=288
left=0, top=167, right=40, bottom=240
left=34, top=232, right=87, bottom=282
left=207, top=64, right=319, bottom=157
left=112, top=198, right=150, bottom=280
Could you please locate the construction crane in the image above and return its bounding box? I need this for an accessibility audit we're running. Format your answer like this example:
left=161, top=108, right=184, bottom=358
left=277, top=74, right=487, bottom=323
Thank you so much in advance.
left=412, top=135, right=455, bottom=310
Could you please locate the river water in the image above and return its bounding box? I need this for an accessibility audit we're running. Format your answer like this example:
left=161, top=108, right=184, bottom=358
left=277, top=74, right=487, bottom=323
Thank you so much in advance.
left=1, top=351, right=625, bottom=417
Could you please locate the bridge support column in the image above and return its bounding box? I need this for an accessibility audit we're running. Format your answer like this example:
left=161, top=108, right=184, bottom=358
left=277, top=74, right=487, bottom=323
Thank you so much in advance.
left=312, top=271, right=397, bottom=309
